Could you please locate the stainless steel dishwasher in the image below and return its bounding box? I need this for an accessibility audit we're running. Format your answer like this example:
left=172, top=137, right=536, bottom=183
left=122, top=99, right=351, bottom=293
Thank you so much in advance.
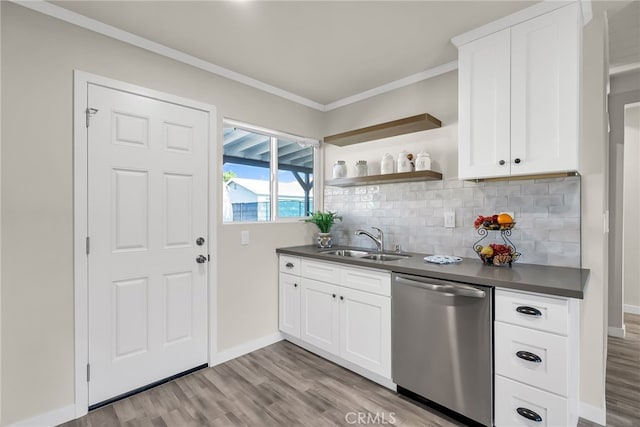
left=392, top=273, right=493, bottom=427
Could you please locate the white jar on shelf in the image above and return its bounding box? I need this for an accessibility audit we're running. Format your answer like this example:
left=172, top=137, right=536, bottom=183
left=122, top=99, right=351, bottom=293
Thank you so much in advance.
left=415, top=152, right=432, bottom=171
left=332, top=160, right=347, bottom=179
left=381, top=153, right=394, bottom=175
left=397, top=151, right=413, bottom=173
left=354, top=160, right=368, bottom=177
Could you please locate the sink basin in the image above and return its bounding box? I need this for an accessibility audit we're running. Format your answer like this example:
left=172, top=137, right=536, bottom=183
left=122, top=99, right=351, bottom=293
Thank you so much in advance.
left=320, top=249, right=370, bottom=257
left=361, top=253, right=411, bottom=261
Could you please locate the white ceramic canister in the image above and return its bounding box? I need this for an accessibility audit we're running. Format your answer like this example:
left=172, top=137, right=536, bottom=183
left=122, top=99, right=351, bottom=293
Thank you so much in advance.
left=333, top=160, right=347, bottom=178
left=354, top=160, right=368, bottom=177
left=397, top=151, right=413, bottom=173
left=381, top=153, right=394, bottom=175
left=415, top=152, right=432, bottom=171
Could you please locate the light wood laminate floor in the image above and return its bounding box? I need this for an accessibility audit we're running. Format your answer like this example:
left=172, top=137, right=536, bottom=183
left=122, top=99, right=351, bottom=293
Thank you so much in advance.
left=62, top=314, right=640, bottom=427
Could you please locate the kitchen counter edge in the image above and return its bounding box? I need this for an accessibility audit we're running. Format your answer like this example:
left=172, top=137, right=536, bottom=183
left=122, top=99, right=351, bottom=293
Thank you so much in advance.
left=276, top=245, right=589, bottom=299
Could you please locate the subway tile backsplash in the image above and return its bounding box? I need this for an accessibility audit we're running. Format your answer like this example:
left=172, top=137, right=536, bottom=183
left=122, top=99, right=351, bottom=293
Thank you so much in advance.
left=324, top=176, right=581, bottom=268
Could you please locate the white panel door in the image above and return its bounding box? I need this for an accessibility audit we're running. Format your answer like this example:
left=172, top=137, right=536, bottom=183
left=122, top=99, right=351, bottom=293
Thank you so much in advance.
left=339, top=288, right=391, bottom=377
left=300, top=278, right=340, bottom=355
left=458, top=28, right=511, bottom=180
left=279, top=273, right=301, bottom=338
left=510, top=3, right=580, bottom=176
left=87, top=84, right=209, bottom=405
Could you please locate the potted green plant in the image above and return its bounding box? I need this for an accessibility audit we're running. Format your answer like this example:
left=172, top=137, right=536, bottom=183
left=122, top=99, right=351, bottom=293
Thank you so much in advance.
left=304, top=210, right=343, bottom=248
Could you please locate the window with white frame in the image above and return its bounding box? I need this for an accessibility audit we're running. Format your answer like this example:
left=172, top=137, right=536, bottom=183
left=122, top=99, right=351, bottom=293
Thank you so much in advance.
left=222, top=119, right=318, bottom=223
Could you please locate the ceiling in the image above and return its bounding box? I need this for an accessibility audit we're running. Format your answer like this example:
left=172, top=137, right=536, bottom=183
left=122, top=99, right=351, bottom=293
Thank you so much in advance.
left=46, top=1, right=640, bottom=107
left=51, top=0, right=538, bottom=105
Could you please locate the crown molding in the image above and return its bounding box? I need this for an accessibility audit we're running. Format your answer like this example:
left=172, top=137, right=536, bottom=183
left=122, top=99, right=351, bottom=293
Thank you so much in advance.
left=11, top=0, right=459, bottom=112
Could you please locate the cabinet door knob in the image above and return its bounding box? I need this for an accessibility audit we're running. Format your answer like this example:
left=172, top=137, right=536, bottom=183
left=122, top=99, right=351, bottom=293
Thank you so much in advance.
left=516, top=407, right=542, bottom=422
left=499, top=160, right=506, bottom=166
left=516, top=350, right=542, bottom=363
left=285, top=262, right=294, bottom=268
left=294, top=283, right=298, bottom=288
left=516, top=306, right=542, bottom=317
left=332, top=294, right=336, bottom=298
left=514, top=158, right=521, bottom=164
left=340, top=296, right=344, bottom=301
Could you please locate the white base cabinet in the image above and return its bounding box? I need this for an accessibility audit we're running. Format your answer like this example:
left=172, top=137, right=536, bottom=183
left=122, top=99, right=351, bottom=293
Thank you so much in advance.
left=279, top=256, right=392, bottom=381
left=494, top=289, right=580, bottom=427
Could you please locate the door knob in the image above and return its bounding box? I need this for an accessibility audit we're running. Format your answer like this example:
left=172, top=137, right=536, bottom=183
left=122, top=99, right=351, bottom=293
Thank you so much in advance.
left=196, top=255, right=208, bottom=264
left=514, top=158, right=521, bottom=164
left=196, top=237, right=205, bottom=246
left=499, top=160, right=506, bottom=166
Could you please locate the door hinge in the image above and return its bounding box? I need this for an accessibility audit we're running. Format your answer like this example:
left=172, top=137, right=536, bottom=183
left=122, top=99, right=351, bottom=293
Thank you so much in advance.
left=87, top=363, right=91, bottom=382
left=85, top=107, right=98, bottom=127
left=86, top=237, right=90, bottom=255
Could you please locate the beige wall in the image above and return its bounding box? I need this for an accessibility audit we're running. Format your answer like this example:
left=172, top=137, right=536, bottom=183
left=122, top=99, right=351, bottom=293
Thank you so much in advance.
left=623, top=104, right=640, bottom=310
left=0, top=3, right=322, bottom=424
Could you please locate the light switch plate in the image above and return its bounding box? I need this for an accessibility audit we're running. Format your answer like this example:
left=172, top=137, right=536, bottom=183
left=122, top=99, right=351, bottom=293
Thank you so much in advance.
left=444, top=211, right=455, bottom=228
left=241, top=230, right=250, bottom=246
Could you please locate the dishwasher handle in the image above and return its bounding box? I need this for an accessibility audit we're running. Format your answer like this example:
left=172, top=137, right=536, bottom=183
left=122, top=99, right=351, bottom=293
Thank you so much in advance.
left=394, top=275, right=486, bottom=298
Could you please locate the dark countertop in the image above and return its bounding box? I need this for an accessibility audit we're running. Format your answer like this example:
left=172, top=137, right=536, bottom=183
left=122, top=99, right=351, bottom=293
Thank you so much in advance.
left=276, top=245, right=589, bottom=299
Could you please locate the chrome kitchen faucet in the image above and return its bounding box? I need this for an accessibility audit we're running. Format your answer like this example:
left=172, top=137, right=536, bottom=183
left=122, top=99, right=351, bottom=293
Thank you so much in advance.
left=355, top=227, right=384, bottom=252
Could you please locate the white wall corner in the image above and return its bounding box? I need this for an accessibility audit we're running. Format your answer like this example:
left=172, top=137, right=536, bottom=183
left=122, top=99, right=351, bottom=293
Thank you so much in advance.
left=210, top=332, right=284, bottom=367
left=5, top=404, right=76, bottom=427
left=624, top=304, right=640, bottom=314
left=579, top=401, right=606, bottom=426
left=607, top=325, right=626, bottom=338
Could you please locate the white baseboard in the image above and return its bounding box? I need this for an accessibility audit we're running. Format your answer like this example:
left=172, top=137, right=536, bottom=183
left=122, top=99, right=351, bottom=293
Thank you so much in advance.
left=210, top=332, right=284, bottom=366
left=6, top=404, right=76, bottom=427
left=624, top=304, right=640, bottom=314
left=579, top=402, right=606, bottom=426
left=608, top=325, right=626, bottom=338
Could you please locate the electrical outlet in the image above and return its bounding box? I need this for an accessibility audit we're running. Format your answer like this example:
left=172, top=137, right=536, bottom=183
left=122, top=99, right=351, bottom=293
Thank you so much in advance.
left=444, top=211, right=456, bottom=228
left=241, top=230, right=250, bottom=246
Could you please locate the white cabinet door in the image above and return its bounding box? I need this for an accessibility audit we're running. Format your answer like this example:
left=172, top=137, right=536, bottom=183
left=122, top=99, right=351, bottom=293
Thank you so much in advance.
left=339, top=287, right=391, bottom=377
left=301, top=278, right=340, bottom=355
left=279, top=273, right=300, bottom=338
left=510, top=4, right=580, bottom=176
left=458, top=28, right=511, bottom=180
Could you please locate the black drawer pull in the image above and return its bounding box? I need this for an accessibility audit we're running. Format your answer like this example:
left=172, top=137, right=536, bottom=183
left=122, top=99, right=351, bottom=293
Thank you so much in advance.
left=516, top=350, right=542, bottom=363
left=285, top=262, right=294, bottom=268
left=516, top=306, right=542, bottom=317
left=517, top=407, right=542, bottom=422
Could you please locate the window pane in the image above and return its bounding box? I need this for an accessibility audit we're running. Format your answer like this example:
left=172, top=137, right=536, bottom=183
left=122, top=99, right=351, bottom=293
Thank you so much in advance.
left=277, top=139, right=314, bottom=218
left=222, top=127, right=271, bottom=222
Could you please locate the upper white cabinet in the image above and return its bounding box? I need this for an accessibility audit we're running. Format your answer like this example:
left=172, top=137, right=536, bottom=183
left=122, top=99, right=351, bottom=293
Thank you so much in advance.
left=456, top=3, right=582, bottom=180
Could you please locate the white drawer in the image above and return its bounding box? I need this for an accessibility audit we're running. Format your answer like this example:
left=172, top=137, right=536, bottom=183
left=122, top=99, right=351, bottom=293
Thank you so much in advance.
left=340, top=266, right=391, bottom=297
left=301, top=259, right=341, bottom=283
left=495, top=375, right=570, bottom=427
left=496, top=289, right=569, bottom=335
left=495, top=322, right=568, bottom=396
left=279, top=255, right=301, bottom=276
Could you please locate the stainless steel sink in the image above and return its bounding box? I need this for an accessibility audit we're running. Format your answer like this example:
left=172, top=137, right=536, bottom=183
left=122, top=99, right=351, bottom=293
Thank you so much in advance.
left=320, top=249, right=370, bottom=257
left=361, top=253, right=411, bottom=261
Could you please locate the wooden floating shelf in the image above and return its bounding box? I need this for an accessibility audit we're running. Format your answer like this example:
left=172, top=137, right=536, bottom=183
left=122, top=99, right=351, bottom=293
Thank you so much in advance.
left=323, top=113, right=442, bottom=147
left=325, top=170, right=443, bottom=187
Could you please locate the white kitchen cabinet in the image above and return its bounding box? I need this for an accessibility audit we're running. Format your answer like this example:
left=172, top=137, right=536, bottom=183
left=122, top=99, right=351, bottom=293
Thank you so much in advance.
left=457, top=3, right=581, bottom=180
left=300, top=278, right=340, bottom=354
left=494, top=289, right=580, bottom=427
left=278, top=272, right=301, bottom=338
left=339, top=287, right=391, bottom=377
left=279, top=256, right=392, bottom=382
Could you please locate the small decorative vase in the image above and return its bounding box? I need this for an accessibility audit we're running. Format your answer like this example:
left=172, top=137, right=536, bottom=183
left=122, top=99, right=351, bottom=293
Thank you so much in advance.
left=317, top=232, right=333, bottom=248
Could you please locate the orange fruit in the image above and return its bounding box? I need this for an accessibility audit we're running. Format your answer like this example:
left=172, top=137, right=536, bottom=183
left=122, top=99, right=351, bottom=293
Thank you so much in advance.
left=497, top=213, right=513, bottom=224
